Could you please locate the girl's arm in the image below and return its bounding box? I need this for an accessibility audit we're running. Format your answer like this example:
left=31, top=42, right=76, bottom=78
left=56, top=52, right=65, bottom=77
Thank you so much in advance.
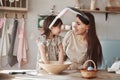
left=58, top=43, right=64, bottom=64
left=38, top=44, right=49, bottom=64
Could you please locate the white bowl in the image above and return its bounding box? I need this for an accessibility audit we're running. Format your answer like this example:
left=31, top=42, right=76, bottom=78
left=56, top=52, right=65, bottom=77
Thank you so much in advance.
left=39, top=61, right=71, bottom=74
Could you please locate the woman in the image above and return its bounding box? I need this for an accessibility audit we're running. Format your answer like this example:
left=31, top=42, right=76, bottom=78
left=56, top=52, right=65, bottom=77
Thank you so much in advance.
left=63, top=12, right=103, bottom=70
left=37, top=15, right=64, bottom=64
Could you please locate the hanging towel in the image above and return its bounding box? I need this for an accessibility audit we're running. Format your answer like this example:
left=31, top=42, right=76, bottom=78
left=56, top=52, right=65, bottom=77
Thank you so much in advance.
left=8, top=19, right=18, bottom=67
left=7, top=19, right=15, bottom=52
left=0, top=18, right=15, bottom=67
left=0, top=18, right=4, bottom=37
left=0, top=17, right=7, bottom=57
left=0, top=17, right=6, bottom=67
left=0, top=18, right=4, bottom=28
left=17, top=19, right=28, bottom=68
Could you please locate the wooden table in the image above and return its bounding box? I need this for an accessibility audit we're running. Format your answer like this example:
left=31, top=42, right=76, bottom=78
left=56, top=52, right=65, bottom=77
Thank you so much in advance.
left=0, top=70, right=120, bottom=80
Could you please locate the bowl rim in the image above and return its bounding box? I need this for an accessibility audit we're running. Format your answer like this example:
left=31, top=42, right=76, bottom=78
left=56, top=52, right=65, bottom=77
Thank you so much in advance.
left=39, top=61, right=71, bottom=74
left=39, top=61, right=71, bottom=65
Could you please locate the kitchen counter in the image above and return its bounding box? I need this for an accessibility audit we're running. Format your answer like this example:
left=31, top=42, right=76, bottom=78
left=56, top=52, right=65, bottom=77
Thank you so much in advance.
left=0, top=70, right=120, bottom=80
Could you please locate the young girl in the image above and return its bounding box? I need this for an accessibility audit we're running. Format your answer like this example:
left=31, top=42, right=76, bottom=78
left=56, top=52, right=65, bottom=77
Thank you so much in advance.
left=37, top=15, right=64, bottom=64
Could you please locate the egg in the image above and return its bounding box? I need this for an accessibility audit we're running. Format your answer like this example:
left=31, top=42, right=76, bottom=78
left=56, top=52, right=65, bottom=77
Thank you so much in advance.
left=39, top=20, right=44, bottom=27
left=87, top=66, right=94, bottom=71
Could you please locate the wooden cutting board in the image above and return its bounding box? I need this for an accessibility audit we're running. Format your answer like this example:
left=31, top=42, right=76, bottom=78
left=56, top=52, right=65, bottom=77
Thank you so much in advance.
left=106, top=7, right=120, bottom=12
left=0, top=73, right=14, bottom=79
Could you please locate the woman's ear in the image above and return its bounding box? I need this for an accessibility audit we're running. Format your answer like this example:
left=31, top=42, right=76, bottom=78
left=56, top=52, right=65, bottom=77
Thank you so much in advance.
left=85, top=25, right=89, bottom=30
left=86, top=26, right=89, bottom=30
left=86, top=25, right=89, bottom=33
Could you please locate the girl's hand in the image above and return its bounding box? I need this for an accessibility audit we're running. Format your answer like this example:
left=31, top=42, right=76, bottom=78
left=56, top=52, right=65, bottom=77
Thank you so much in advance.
left=44, top=61, right=50, bottom=64
left=68, top=62, right=78, bottom=70
left=39, top=59, right=50, bottom=64
left=58, top=61, right=63, bottom=64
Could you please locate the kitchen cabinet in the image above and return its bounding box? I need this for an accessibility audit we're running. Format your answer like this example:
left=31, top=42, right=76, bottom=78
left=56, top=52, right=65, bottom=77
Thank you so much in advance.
left=0, top=0, right=28, bottom=18
left=0, top=0, right=28, bottom=12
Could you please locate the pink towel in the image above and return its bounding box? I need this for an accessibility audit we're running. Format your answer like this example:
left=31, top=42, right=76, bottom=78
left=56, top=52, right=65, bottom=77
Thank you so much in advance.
left=0, top=18, right=4, bottom=29
left=17, top=19, right=28, bottom=68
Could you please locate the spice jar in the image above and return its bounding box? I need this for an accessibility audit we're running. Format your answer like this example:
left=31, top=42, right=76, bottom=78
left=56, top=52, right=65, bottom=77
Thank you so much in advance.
left=90, top=0, right=96, bottom=10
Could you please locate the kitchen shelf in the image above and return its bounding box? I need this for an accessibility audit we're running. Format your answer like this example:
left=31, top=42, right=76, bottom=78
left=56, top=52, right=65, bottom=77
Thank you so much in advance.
left=79, top=9, right=120, bottom=14
left=0, top=0, right=28, bottom=12
left=0, top=7, right=28, bottom=12
left=79, top=9, right=120, bottom=21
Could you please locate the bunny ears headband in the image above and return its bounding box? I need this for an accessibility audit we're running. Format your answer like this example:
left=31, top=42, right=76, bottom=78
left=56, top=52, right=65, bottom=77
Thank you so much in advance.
left=49, top=7, right=89, bottom=29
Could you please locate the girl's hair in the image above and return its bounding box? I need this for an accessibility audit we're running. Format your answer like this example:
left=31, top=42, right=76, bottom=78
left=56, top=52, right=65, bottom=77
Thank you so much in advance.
left=42, top=15, right=63, bottom=38
left=77, top=12, right=103, bottom=68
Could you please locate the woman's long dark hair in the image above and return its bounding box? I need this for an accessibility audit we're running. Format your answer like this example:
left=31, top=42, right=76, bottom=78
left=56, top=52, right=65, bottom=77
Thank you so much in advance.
left=77, top=12, right=103, bottom=68
left=42, top=15, right=63, bottom=38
